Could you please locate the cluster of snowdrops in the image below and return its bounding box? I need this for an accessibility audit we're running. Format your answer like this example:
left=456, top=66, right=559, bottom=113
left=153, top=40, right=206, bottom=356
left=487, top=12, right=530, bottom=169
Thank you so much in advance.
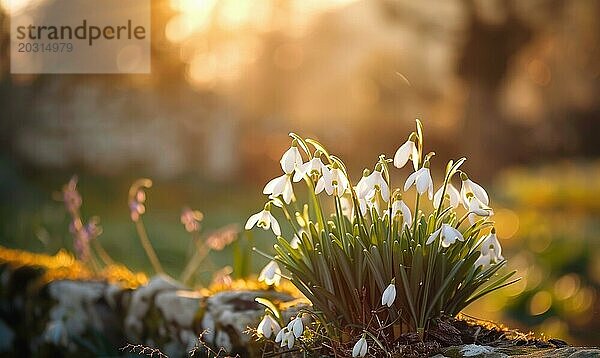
left=246, top=120, right=517, bottom=357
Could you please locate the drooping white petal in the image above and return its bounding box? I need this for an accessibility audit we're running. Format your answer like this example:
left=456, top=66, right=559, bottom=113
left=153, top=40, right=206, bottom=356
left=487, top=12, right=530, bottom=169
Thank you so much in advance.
left=245, top=212, right=262, bottom=230
left=268, top=212, right=281, bottom=236
left=415, top=168, right=430, bottom=195
left=480, top=232, right=503, bottom=261
left=475, top=253, right=492, bottom=268
left=356, top=175, right=369, bottom=198
left=259, top=260, right=281, bottom=286
left=352, top=337, right=367, bottom=357
left=280, top=146, right=303, bottom=174
left=290, top=234, right=301, bottom=249
left=461, top=178, right=490, bottom=208
left=433, top=186, right=444, bottom=208
left=315, top=166, right=332, bottom=195
left=331, top=168, right=349, bottom=196
left=381, top=283, right=396, bottom=307
left=258, top=315, right=274, bottom=338
left=285, top=331, right=295, bottom=348
left=392, top=200, right=412, bottom=228
left=440, top=224, right=464, bottom=247
left=447, top=184, right=460, bottom=208
left=393, top=140, right=416, bottom=169
left=264, top=174, right=294, bottom=204
left=468, top=179, right=489, bottom=205
left=289, top=317, right=303, bottom=338
left=360, top=339, right=368, bottom=357
left=404, top=170, right=419, bottom=191
left=426, top=227, right=442, bottom=245
left=275, top=328, right=285, bottom=343
left=433, top=183, right=460, bottom=209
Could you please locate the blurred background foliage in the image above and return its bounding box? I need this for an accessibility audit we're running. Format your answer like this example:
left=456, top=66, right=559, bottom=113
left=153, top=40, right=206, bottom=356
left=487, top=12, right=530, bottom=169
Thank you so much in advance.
left=0, top=0, right=599, bottom=345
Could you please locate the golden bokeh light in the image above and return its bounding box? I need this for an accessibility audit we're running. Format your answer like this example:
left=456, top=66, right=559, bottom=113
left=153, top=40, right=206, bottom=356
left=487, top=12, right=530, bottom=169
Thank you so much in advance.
left=493, top=208, right=520, bottom=240
left=553, top=274, right=580, bottom=301
left=529, top=290, right=553, bottom=316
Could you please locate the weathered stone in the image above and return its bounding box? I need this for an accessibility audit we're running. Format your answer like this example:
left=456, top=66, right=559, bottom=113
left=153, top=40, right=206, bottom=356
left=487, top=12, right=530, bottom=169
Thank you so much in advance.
left=200, top=290, right=294, bottom=354
left=124, top=274, right=183, bottom=339
left=155, top=290, right=202, bottom=329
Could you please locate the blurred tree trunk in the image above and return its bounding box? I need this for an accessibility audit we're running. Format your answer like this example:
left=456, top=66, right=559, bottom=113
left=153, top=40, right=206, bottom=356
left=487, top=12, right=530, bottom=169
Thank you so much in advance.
left=458, top=1, right=532, bottom=180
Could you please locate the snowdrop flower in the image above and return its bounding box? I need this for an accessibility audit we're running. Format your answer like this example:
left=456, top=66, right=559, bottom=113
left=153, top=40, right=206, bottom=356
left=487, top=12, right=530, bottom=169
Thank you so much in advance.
left=365, top=186, right=388, bottom=216
left=475, top=229, right=503, bottom=268
left=258, top=260, right=282, bottom=286
left=460, top=173, right=489, bottom=209
left=433, top=183, right=460, bottom=209
left=381, top=280, right=396, bottom=307
left=356, top=169, right=390, bottom=201
left=245, top=204, right=281, bottom=236
left=465, top=195, right=494, bottom=225
left=264, top=174, right=295, bottom=204
left=280, top=144, right=303, bottom=174
left=315, top=164, right=349, bottom=197
left=393, top=134, right=419, bottom=170
left=294, top=156, right=326, bottom=182
left=426, top=223, right=465, bottom=247
left=403, top=162, right=434, bottom=200
left=391, top=194, right=412, bottom=228
left=275, top=328, right=285, bottom=343
left=257, top=314, right=281, bottom=338
left=278, top=328, right=295, bottom=349
left=287, top=316, right=304, bottom=338
left=352, top=336, right=368, bottom=357
left=340, top=194, right=355, bottom=219
left=290, top=234, right=301, bottom=249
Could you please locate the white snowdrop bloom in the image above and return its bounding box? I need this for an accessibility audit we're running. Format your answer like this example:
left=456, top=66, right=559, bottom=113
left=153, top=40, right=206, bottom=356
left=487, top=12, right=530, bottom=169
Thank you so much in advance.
left=340, top=194, right=355, bottom=219
left=287, top=316, right=304, bottom=338
left=460, top=175, right=489, bottom=209
left=258, top=260, right=281, bottom=286
left=275, top=327, right=286, bottom=343
left=245, top=206, right=281, bottom=236
left=257, top=315, right=281, bottom=338
left=365, top=186, right=388, bottom=216
left=404, top=167, right=434, bottom=200
left=352, top=336, right=368, bottom=357
left=426, top=223, right=465, bottom=247
left=433, top=183, right=461, bottom=209
left=466, top=196, right=494, bottom=225
left=279, top=329, right=295, bottom=349
left=263, top=174, right=294, bottom=204
left=268, top=195, right=284, bottom=208
left=393, top=137, right=419, bottom=170
left=290, top=234, right=301, bottom=249
left=280, top=145, right=303, bottom=174
left=391, top=199, right=412, bottom=228
left=315, top=166, right=349, bottom=197
left=381, top=282, right=396, bottom=307
left=294, top=157, right=326, bottom=182
left=356, top=170, right=389, bottom=201
left=476, top=229, right=503, bottom=268
left=357, top=197, right=368, bottom=216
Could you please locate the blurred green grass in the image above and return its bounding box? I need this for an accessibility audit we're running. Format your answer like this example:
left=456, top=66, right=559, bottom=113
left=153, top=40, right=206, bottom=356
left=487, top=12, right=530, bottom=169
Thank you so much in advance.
left=0, top=157, right=277, bottom=278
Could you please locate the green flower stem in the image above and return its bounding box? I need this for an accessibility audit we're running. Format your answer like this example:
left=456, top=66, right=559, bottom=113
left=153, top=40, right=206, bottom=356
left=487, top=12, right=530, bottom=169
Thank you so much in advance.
left=412, top=193, right=421, bottom=243
left=92, top=239, right=115, bottom=266
left=180, top=233, right=211, bottom=284
left=304, top=176, right=326, bottom=232
left=135, top=219, right=164, bottom=275
left=281, top=201, right=302, bottom=234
